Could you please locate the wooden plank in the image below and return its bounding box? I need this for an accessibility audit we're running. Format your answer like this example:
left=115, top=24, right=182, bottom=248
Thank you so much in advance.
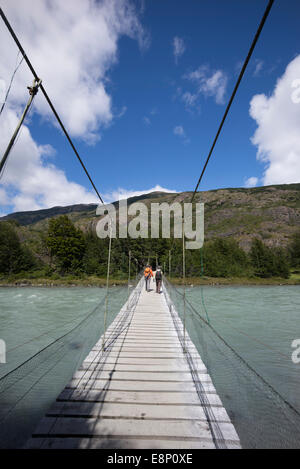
left=72, top=370, right=210, bottom=382
left=45, top=401, right=232, bottom=422
left=25, top=437, right=218, bottom=449
left=78, top=363, right=207, bottom=373
left=82, top=355, right=207, bottom=366
left=91, top=342, right=200, bottom=351
left=26, top=280, right=241, bottom=450
left=57, top=388, right=223, bottom=406
left=65, top=378, right=217, bottom=393
left=33, top=416, right=214, bottom=441
left=85, top=351, right=191, bottom=359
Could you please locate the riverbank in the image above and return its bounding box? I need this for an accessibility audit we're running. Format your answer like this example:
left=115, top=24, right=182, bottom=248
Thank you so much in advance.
left=169, top=274, right=300, bottom=286
left=0, top=276, right=129, bottom=287
left=1, top=273, right=299, bottom=287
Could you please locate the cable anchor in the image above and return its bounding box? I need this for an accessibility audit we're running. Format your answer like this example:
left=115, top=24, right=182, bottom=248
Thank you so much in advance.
left=27, top=77, right=42, bottom=96
left=0, top=77, right=42, bottom=177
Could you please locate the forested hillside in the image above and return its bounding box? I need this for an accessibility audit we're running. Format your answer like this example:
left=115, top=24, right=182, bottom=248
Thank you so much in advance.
left=1, top=184, right=300, bottom=284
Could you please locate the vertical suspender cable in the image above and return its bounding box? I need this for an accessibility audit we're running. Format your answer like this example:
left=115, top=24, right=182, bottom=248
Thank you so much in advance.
left=182, top=216, right=186, bottom=353
left=102, top=221, right=113, bottom=351
left=0, top=52, right=23, bottom=117
left=128, top=250, right=131, bottom=301
left=200, top=247, right=210, bottom=323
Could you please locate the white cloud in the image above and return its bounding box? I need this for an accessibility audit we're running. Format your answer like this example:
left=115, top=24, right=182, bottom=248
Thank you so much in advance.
left=184, top=65, right=228, bottom=105
left=253, top=59, right=264, bottom=77
left=244, top=177, right=259, bottom=188
left=0, top=0, right=147, bottom=213
left=235, top=60, right=243, bottom=76
left=143, top=108, right=158, bottom=126
left=143, top=116, right=151, bottom=126
left=174, top=87, right=200, bottom=113
left=103, top=185, right=178, bottom=203
left=0, top=79, right=6, bottom=103
left=181, top=91, right=198, bottom=108
left=0, top=0, right=148, bottom=140
left=250, top=55, right=300, bottom=185
left=173, top=37, right=185, bottom=64
left=116, top=106, right=127, bottom=119
left=0, top=108, right=98, bottom=212
left=173, top=125, right=185, bottom=136
left=173, top=125, right=190, bottom=145
left=0, top=187, right=9, bottom=205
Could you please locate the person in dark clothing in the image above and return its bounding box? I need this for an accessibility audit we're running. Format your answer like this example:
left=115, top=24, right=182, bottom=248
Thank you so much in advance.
left=155, top=266, right=162, bottom=293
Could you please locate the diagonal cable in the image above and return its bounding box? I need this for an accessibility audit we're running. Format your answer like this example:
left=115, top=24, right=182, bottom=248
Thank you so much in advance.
left=191, top=0, right=275, bottom=202
left=0, top=7, right=104, bottom=204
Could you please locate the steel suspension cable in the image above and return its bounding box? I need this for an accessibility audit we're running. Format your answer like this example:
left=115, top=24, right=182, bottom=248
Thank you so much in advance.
left=182, top=0, right=275, bottom=328
left=0, top=51, right=23, bottom=117
left=0, top=7, right=104, bottom=205
left=0, top=8, right=121, bottom=352
left=190, top=0, right=275, bottom=203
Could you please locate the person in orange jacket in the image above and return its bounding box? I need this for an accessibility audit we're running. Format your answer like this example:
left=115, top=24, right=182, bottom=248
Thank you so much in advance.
left=144, top=264, right=153, bottom=292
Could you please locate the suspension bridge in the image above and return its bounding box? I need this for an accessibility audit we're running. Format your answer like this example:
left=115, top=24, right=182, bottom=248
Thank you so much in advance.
left=4, top=0, right=297, bottom=450
left=25, top=278, right=240, bottom=449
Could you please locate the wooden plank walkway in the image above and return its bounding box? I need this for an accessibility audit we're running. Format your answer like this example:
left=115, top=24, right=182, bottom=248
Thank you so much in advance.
left=25, top=279, right=241, bottom=449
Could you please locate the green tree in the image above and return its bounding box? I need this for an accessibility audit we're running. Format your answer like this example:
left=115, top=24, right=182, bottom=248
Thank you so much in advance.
left=82, top=233, right=109, bottom=276
left=250, top=238, right=274, bottom=277
left=249, top=238, right=289, bottom=278
left=273, top=247, right=290, bottom=279
left=202, top=238, right=249, bottom=278
left=46, top=216, right=85, bottom=274
left=289, top=231, right=300, bottom=268
left=0, top=222, right=36, bottom=274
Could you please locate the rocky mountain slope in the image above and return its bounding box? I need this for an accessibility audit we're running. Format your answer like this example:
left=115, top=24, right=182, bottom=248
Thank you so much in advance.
left=1, top=184, right=300, bottom=253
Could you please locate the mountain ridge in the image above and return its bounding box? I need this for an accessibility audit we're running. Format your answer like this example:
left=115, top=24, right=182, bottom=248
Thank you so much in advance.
left=1, top=184, right=300, bottom=251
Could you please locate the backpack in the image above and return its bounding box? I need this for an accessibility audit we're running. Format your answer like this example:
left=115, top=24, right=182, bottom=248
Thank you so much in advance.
left=156, top=269, right=162, bottom=280
left=144, top=267, right=151, bottom=278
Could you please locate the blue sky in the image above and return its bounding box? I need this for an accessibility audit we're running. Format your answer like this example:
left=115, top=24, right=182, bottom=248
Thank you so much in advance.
left=0, top=0, right=300, bottom=213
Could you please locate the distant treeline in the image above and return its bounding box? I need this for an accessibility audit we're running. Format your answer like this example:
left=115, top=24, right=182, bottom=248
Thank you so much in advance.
left=0, top=215, right=300, bottom=280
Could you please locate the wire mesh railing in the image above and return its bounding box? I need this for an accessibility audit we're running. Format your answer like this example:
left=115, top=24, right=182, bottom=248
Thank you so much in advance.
left=163, top=277, right=300, bottom=449
left=0, top=276, right=142, bottom=449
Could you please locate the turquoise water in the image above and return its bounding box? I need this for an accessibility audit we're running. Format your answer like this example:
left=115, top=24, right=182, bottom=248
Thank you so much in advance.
left=172, top=285, right=300, bottom=448
left=0, top=286, right=129, bottom=448
left=0, top=285, right=299, bottom=448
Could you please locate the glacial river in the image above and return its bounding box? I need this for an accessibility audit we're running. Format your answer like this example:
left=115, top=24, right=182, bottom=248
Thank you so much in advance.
left=0, top=285, right=299, bottom=448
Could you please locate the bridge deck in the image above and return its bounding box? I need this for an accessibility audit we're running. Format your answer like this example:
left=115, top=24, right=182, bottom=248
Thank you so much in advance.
left=26, top=280, right=240, bottom=449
